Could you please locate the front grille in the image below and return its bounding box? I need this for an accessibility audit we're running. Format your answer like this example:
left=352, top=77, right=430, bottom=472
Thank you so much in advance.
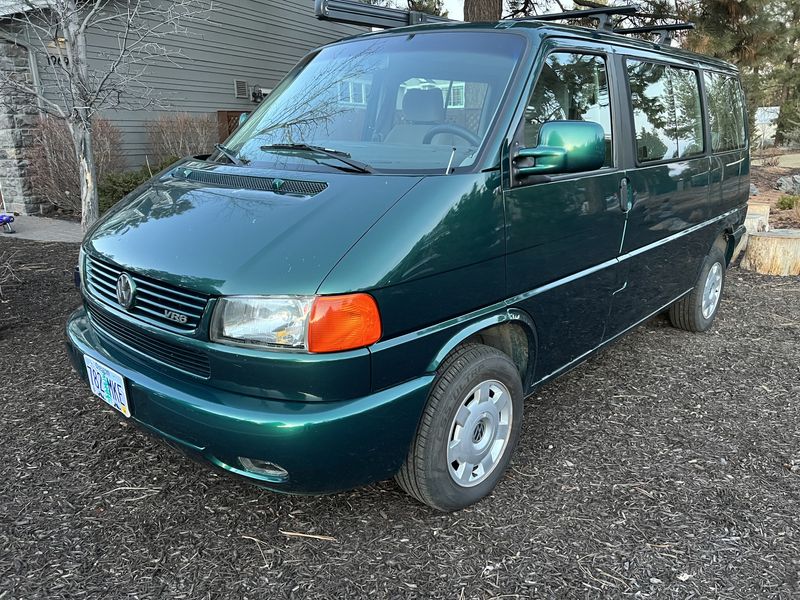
left=86, top=302, right=211, bottom=378
left=172, top=168, right=328, bottom=196
left=86, top=256, right=208, bottom=332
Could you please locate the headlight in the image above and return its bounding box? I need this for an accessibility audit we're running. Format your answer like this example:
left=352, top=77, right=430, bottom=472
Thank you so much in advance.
left=211, top=293, right=382, bottom=353
left=210, top=296, right=313, bottom=349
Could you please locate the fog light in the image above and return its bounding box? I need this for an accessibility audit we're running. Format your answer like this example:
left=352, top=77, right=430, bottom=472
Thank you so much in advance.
left=238, top=457, right=289, bottom=480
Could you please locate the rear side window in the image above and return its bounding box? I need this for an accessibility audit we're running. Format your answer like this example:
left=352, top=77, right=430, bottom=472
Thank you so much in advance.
left=704, top=71, right=747, bottom=152
left=627, top=60, right=704, bottom=162
left=523, top=52, right=613, bottom=166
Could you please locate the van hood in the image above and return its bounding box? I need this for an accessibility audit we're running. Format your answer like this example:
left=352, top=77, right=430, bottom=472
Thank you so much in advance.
left=85, top=161, right=422, bottom=296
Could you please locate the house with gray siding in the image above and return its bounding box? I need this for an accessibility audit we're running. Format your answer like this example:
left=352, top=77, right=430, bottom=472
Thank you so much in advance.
left=0, top=0, right=361, bottom=214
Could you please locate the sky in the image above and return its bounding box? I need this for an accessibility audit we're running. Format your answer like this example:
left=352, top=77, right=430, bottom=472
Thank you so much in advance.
left=442, top=0, right=464, bottom=20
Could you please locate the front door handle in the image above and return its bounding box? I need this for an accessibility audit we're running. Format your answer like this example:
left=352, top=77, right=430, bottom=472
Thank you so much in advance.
left=619, top=177, right=633, bottom=213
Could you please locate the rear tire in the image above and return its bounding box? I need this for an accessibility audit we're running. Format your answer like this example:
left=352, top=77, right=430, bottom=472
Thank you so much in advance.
left=669, top=245, right=726, bottom=332
left=395, top=344, right=523, bottom=512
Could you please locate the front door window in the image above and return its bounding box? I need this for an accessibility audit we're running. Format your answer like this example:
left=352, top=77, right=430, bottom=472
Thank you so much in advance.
left=523, top=52, right=613, bottom=167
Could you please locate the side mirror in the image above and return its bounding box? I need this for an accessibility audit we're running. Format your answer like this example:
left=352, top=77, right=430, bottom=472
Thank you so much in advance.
left=513, top=120, right=606, bottom=179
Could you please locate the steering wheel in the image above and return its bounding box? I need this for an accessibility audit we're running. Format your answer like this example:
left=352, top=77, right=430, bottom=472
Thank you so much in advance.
left=422, top=124, right=481, bottom=146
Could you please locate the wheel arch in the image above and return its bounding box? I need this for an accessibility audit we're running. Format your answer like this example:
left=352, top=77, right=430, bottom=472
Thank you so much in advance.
left=427, top=308, right=538, bottom=391
left=719, top=226, right=736, bottom=265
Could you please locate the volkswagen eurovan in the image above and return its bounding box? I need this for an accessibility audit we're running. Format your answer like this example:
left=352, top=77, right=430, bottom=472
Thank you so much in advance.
left=66, top=9, right=749, bottom=511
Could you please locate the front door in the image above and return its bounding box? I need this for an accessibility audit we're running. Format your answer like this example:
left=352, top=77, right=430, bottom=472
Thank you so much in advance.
left=503, top=44, right=628, bottom=381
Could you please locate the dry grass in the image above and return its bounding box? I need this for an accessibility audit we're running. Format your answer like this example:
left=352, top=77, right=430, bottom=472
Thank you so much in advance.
left=146, top=112, right=217, bottom=163
left=0, top=250, right=19, bottom=298
left=28, top=117, right=124, bottom=214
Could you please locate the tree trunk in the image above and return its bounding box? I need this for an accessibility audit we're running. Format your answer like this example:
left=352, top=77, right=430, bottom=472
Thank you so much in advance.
left=74, top=121, right=99, bottom=232
left=464, top=0, right=502, bottom=21
left=62, top=0, right=101, bottom=233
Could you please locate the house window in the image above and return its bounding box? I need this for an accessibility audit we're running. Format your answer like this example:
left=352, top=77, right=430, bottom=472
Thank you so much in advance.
left=447, top=83, right=465, bottom=109
left=338, top=79, right=370, bottom=106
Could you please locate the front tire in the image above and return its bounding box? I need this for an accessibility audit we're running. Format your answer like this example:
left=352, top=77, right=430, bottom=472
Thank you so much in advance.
left=669, top=245, right=726, bottom=332
left=395, top=344, right=523, bottom=511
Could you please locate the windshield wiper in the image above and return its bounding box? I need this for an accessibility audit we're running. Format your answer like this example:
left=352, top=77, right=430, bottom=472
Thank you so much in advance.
left=214, top=143, right=248, bottom=166
left=259, top=143, right=373, bottom=174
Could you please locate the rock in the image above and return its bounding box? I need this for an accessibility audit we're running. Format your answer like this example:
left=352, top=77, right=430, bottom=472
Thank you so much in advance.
left=750, top=183, right=759, bottom=196
left=775, top=174, right=800, bottom=195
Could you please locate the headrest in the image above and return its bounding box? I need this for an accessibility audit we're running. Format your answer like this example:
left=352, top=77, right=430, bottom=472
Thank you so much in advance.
left=402, top=88, right=445, bottom=123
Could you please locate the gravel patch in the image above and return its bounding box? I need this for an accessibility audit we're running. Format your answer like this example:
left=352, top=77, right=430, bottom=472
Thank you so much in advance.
left=1, top=238, right=798, bottom=599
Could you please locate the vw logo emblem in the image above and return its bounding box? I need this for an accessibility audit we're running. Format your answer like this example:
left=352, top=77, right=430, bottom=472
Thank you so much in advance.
left=115, top=273, right=136, bottom=309
left=472, top=421, right=486, bottom=443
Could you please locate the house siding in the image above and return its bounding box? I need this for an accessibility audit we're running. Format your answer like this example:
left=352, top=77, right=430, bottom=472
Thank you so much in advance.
left=32, top=0, right=362, bottom=167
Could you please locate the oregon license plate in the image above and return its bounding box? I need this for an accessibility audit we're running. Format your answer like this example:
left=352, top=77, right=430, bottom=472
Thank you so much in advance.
left=84, top=355, right=130, bottom=418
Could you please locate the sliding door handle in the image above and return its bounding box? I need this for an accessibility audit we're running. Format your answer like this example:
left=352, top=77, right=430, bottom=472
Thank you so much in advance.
left=619, top=177, right=633, bottom=213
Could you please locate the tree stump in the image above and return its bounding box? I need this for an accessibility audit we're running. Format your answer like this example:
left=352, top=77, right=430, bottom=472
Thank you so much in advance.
left=746, top=202, right=771, bottom=232
left=732, top=202, right=770, bottom=261
left=741, top=230, right=800, bottom=276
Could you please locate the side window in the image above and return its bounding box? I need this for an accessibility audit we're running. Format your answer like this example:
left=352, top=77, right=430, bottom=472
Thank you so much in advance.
left=524, top=52, right=613, bottom=166
left=627, top=60, right=704, bottom=162
left=704, top=71, right=747, bottom=152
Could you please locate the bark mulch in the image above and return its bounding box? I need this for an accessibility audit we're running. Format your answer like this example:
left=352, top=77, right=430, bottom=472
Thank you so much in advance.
left=0, top=238, right=798, bottom=599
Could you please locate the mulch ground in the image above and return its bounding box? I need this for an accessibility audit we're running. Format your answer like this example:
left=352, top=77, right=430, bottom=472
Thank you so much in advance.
left=0, top=238, right=798, bottom=599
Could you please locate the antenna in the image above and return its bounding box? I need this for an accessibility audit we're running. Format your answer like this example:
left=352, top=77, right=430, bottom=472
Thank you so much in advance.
left=614, top=22, right=695, bottom=44
left=314, top=0, right=452, bottom=29
left=515, top=5, right=639, bottom=31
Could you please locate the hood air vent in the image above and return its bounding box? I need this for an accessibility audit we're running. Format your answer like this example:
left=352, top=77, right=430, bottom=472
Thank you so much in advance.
left=172, top=168, right=328, bottom=197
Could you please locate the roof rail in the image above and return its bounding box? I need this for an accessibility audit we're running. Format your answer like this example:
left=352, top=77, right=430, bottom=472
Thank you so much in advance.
left=614, top=22, right=695, bottom=44
left=515, top=5, right=639, bottom=31
left=314, top=0, right=452, bottom=29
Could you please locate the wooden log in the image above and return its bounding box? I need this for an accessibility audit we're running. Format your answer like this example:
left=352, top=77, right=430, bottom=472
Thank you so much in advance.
left=741, top=230, right=800, bottom=276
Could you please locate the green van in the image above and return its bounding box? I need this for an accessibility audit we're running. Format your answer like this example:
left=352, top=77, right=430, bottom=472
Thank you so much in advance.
left=66, top=3, right=748, bottom=511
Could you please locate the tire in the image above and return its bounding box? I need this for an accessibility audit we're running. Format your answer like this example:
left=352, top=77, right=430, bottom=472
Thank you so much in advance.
left=395, top=343, right=524, bottom=511
left=669, top=244, right=726, bottom=332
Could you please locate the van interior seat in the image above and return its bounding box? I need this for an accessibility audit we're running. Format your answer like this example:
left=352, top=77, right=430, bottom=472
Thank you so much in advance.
left=385, top=88, right=464, bottom=147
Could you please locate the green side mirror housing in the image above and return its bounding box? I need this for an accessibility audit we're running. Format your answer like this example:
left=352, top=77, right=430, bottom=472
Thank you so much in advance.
left=514, top=120, right=606, bottom=178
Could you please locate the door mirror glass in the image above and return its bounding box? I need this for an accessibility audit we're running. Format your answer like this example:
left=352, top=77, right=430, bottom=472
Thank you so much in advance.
left=514, top=120, right=606, bottom=178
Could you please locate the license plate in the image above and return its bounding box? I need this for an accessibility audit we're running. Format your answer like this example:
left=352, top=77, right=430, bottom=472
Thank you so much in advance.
left=84, top=355, right=130, bottom=418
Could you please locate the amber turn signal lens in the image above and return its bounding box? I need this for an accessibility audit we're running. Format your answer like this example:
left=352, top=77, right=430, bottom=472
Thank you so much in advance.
left=307, top=294, right=381, bottom=353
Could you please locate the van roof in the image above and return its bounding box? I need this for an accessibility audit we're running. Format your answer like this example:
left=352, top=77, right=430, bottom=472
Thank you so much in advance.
left=341, top=19, right=738, bottom=73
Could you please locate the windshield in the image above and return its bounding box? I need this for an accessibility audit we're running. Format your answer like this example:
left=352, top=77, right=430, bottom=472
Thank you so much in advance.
left=225, top=31, right=526, bottom=174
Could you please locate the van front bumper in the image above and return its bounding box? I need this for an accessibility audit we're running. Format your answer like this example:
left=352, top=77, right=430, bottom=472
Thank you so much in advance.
left=65, top=307, right=433, bottom=493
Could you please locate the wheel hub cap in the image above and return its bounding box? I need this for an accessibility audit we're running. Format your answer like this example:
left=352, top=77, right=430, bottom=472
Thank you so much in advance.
left=447, top=380, right=513, bottom=488
left=702, top=262, right=723, bottom=319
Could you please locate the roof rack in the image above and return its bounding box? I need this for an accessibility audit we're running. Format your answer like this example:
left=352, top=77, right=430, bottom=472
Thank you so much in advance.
left=314, top=0, right=452, bottom=29
left=518, top=5, right=639, bottom=32
left=614, top=22, right=695, bottom=44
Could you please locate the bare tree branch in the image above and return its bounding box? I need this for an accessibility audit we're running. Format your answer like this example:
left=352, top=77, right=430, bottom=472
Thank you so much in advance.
left=0, top=0, right=211, bottom=231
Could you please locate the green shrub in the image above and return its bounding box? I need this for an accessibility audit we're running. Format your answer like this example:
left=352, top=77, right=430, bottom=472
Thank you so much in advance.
left=98, top=156, right=179, bottom=214
left=776, top=195, right=800, bottom=210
